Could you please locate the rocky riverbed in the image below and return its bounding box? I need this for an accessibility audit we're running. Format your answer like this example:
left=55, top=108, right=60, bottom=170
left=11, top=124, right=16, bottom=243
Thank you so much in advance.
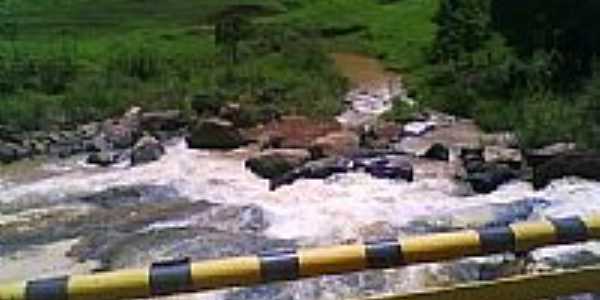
left=2, top=54, right=600, bottom=300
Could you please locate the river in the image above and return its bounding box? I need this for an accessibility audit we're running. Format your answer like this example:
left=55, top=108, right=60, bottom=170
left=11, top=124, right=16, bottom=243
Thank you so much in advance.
left=1, top=54, right=600, bottom=300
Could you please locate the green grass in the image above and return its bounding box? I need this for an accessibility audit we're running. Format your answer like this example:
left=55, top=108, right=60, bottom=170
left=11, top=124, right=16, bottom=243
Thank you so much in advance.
left=0, top=0, right=438, bottom=130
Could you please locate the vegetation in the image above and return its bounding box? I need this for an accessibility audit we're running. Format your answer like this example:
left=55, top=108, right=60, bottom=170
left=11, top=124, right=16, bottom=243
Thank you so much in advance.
left=4, top=0, right=600, bottom=150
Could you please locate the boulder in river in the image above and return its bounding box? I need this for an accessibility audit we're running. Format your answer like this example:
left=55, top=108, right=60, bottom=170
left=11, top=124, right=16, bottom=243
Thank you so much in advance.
left=403, top=121, right=436, bottom=137
left=310, top=130, right=360, bottom=158
left=364, top=157, right=414, bottom=181
left=423, top=143, right=450, bottom=161
left=131, top=135, right=165, bottom=166
left=525, top=142, right=577, bottom=169
left=87, top=151, right=118, bottom=167
left=257, top=116, right=342, bottom=149
left=140, top=110, right=186, bottom=132
left=484, top=146, right=523, bottom=170
left=186, top=118, right=247, bottom=150
left=0, top=142, right=30, bottom=164
left=246, top=149, right=311, bottom=179
left=270, top=157, right=352, bottom=190
left=464, top=163, right=519, bottom=194
left=533, top=152, right=600, bottom=189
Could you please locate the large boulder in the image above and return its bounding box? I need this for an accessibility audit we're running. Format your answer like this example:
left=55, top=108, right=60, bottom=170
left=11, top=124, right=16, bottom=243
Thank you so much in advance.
left=363, top=156, right=414, bottom=181
left=270, top=157, right=352, bottom=190
left=100, top=107, right=143, bottom=149
left=533, top=152, right=600, bottom=189
left=403, top=121, right=436, bottom=137
left=258, top=116, right=342, bottom=149
left=186, top=118, right=246, bottom=150
left=525, top=143, right=577, bottom=169
left=310, top=131, right=360, bottom=158
left=245, top=149, right=311, bottom=179
left=423, top=143, right=450, bottom=161
left=140, top=110, right=186, bottom=132
left=484, top=146, right=523, bottom=170
left=87, top=151, right=118, bottom=167
left=0, top=142, right=30, bottom=164
left=465, top=163, right=519, bottom=194
left=131, top=136, right=165, bottom=166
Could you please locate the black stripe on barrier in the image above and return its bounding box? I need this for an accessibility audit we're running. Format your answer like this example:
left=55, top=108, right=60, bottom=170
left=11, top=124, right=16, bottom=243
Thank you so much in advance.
left=259, top=250, right=299, bottom=282
left=550, top=217, right=589, bottom=244
left=478, top=227, right=516, bottom=254
left=25, top=276, right=69, bottom=300
left=365, top=241, right=404, bottom=269
left=150, top=258, right=192, bottom=296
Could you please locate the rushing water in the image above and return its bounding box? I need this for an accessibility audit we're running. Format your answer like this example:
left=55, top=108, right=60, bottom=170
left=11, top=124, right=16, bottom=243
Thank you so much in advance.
left=2, top=54, right=600, bottom=300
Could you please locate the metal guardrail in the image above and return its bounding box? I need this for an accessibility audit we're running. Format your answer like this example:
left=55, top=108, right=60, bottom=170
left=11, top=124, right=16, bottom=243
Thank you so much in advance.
left=1, top=214, right=600, bottom=300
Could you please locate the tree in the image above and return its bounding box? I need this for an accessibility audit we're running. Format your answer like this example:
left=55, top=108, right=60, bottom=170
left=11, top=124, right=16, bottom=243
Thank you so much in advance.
left=431, top=0, right=492, bottom=63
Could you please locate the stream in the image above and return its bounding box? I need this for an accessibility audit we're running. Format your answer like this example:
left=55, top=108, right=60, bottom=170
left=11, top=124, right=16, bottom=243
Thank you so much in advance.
left=2, top=54, right=600, bottom=300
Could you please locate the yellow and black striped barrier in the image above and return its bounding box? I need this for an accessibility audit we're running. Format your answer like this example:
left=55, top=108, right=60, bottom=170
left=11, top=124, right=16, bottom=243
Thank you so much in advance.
left=2, top=214, right=600, bottom=300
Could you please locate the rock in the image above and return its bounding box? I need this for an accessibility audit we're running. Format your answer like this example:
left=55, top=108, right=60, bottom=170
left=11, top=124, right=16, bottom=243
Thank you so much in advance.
left=0, top=142, right=30, bottom=164
left=364, top=157, right=414, bottom=181
left=140, top=110, right=186, bottom=132
left=423, top=143, right=450, bottom=161
left=101, top=121, right=140, bottom=149
left=78, top=122, right=101, bottom=139
left=361, top=122, right=403, bottom=149
left=245, top=149, right=311, bottom=179
left=131, top=136, right=165, bottom=166
left=533, top=152, right=600, bottom=189
left=403, top=121, right=436, bottom=137
left=310, top=131, right=360, bottom=158
left=484, top=146, right=523, bottom=170
left=84, top=135, right=112, bottom=152
left=526, top=143, right=577, bottom=169
left=186, top=118, right=246, bottom=150
left=258, top=116, right=342, bottom=149
left=270, top=157, right=352, bottom=190
left=86, top=151, right=118, bottom=167
left=465, top=163, right=519, bottom=194
left=480, top=132, right=519, bottom=148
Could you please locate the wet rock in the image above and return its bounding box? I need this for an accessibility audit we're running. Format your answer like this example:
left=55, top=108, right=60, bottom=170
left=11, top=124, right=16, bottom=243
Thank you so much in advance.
left=0, top=142, right=30, bottom=164
left=131, top=136, right=165, bottom=166
left=406, top=198, right=551, bottom=233
left=484, top=146, right=523, bottom=169
left=77, top=185, right=180, bottom=209
left=525, top=142, right=577, bottom=169
left=361, top=122, right=403, bottom=149
left=423, top=143, right=450, bottom=161
left=364, top=156, right=414, bottom=181
left=86, top=151, right=118, bottom=167
left=270, top=157, right=352, bottom=190
left=186, top=118, right=246, bottom=150
left=310, top=130, right=360, bottom=158
left=101, top=121, right=140, bottom=149
left=480, top=132, right=519, bottom=148
left=465, top=163, right=519, bottom=194
left=258, top=116, right=342, bottom=149
left=77, top=122, right=101, bottom=139
left=246, top=149, right=311, bottom=179
left=140, top=110, right=186, bottom=132
left=533, top=152, right=600, bottom=189
left=403, top=121, right=436, bottom=137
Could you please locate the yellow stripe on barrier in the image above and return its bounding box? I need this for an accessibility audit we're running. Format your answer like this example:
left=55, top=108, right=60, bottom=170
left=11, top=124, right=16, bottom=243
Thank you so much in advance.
left=582, top=214, right=600, bottom=238
left=69, top=268, right=150, bottom=300
left=401, top=231, right=481, bottom=263
left=364, top=264, right=600, bottom=300
left=510, top=220, right=556, bottom=252
left=298, top=245, right=367, bottom=277
left=191, top=257, right=262, bottom=290
left=4, top=215, right=600, bottom=300
left=0, top=282, right=25, bottom=300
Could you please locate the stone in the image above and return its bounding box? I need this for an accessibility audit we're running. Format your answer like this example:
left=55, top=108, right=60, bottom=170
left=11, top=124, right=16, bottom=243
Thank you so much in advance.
left=186, top=118, right=246, bottom=150
left=484, top=146, right=523, bottom=170
left=86, top=151, right=118, bottom=167
left=0, top=142, right=30, bottom=164
left=423, top=143, right=450, bottom=161
left=258, top=116, right=342, bottom=149
left=245, top=149, right=311, bottom=179
left=270, top=157, right=352, bottom=190
left=364, top=156, right=414, bottom=181
left=131, top=136, right=165, bottom=166
left=403, top=121, right=436, bottom=137
left=310, top=131, right=360, bottom=158
left=480, top=132, right=519, bottom=148
left=525, top=142, right=577, bottom=169
left=140, top=110, right=186, bottom=132
left=465, top=163, right=519, bottom=194
left=533, top=152, right=600, bottom=189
